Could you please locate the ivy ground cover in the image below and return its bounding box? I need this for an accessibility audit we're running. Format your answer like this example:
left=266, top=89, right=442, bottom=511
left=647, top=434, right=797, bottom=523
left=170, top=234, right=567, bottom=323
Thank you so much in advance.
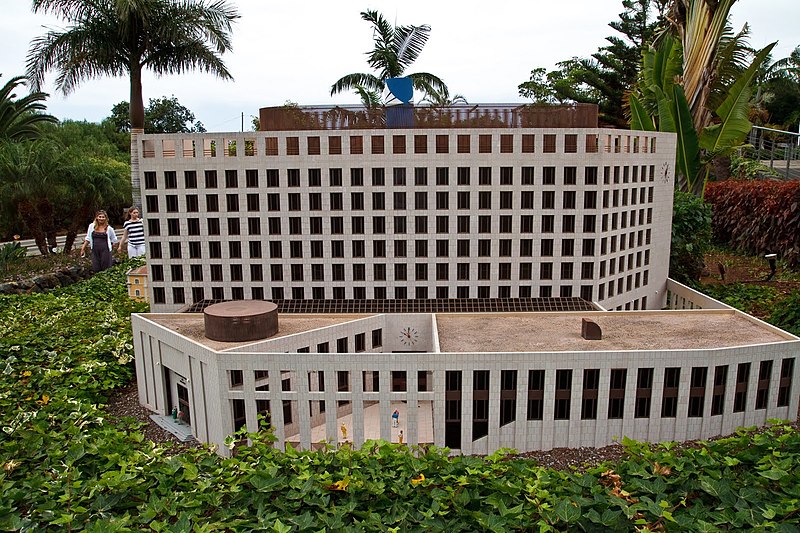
left=1, top=261, right=800, bottom=531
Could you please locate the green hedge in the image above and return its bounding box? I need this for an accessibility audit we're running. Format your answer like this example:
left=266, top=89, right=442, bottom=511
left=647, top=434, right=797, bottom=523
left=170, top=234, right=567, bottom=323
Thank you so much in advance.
left=705, top=180, right=800, bottom=267
left=2, top=262, right=800, bottom=531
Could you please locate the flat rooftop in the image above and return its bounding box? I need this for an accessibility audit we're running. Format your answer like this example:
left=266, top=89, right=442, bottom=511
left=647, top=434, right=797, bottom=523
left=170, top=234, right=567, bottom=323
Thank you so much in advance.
left=144, top=310, right=793, bottom=353
left=435, top=311, right=790, bottom=352
left=148, top=314, right=370, bottom=351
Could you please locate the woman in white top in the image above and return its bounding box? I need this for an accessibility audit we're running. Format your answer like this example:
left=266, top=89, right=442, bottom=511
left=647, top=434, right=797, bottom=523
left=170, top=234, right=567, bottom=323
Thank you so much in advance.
left=79, top=210, right=118, bottom=272
left=118, top=206, right=146, bottom=257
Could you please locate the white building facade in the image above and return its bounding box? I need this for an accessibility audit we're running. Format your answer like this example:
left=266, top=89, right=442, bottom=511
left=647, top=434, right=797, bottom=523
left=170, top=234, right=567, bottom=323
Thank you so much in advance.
left=132, top=282, right=800, bottom=456
left=131, top=117, right=798, bottom=457
left=137, top=127, right=675, bottom=312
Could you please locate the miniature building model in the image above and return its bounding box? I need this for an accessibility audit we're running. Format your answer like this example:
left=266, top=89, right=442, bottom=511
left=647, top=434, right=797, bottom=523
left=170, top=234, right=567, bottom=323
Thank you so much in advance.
left=139, top=105, right=673, bottom=312
left=126, top=265, right=149, bottom=302
left=132, top=104, right=799, bottom=456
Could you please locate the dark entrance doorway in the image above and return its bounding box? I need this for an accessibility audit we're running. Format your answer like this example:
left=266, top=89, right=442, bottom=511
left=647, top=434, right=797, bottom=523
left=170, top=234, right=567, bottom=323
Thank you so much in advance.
left=177, top=383, right=191, bottom=425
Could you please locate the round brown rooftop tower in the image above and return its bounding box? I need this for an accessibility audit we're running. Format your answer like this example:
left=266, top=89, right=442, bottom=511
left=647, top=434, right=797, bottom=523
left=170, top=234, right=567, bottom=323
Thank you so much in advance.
left=203, top=301, right=278, bottom=342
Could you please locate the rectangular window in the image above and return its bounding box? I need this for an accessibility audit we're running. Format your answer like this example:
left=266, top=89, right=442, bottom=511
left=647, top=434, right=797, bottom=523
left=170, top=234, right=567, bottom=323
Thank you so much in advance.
left=500, top=134, right=513, bottom=153
left=435, top=135, right=449, bottom=153
left=478, top=134, right=492, bottom=153
left=328, top=136, right=342, bottom=155
left=457, top=134, right=470, bottom=153
left=472, top=370, right=489, bottom=441
left=734, top=362, right=750, bottom=412
left=392, top=135, right=406, bottom=154
left=661, top=367, right=680, bottom=418
left=688, top=367, right=708, bottom=417
left=635, top=368, right=653, bottom=418
left=564, top=134, right=578, bottom=153
left=265, top=137, right=278, bottom=156
left=413, top=167, right=428, bottom=186
left=414, top=135, right=427, bottom=154
left=608, top=369, right=627, bottom=419
left=581, top=369, right=599, bottom=420
left=350, top=135, right=363, bottom=154
left=777, top=358, right=794, bottom=407
left=371, top=135, right=384, bottom=154
left=414, top=191, right=428, bottom=210
left=500, top=370, right=517, bottom=426
left=711, top=365, right=727, bottom=416
left=755, top=360, right=773, bottom=410
left=554, top=369, right=572, bottom=420
left=286, top=137, right=299, bottom=155
left=527, top=370, right=545, bottom=420
left=543, top=134, right=556, bottom=153
left=521, top=134, right=535, bottom=153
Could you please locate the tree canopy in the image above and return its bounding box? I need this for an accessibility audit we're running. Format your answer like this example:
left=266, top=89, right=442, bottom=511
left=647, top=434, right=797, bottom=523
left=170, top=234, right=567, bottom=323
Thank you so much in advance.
left=26, top=0, right=239, bottom=132
left=106, top=96, right=206, bottom=134
left=0, top=119, right=130, bottom=252
left=518, top=0, right=668, bottom=127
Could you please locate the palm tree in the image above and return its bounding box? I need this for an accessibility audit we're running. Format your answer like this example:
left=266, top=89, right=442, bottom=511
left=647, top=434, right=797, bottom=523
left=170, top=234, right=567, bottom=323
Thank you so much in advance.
left=0, top=75, right=57, bottom=140
left=26, top=0, right=239, bottom=206
left=769, top=45, right=800, bottom=83
left=331, top=10, right=449, bottom=104
left=0, top=140, right=65, bottom=254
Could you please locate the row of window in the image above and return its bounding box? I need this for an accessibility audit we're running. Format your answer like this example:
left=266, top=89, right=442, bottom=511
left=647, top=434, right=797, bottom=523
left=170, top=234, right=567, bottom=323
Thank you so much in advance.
left=228, top=359, right=794, bottom=443
left=233, top=360, right=795, bottom=406
left=154, top=283, right=614, bottom=305
left=145, top=133, right=660, bottom=159
left=147, top=233, right=651, bottom=264
left=152, top=258, right=648, bottom=285
left=442, top=360, right=795, bottom=442
left=144, top=188, right=654, bottom=216
left=143, top=165, right=657, bottom=191
left=146, top=215, right=652, bottom=244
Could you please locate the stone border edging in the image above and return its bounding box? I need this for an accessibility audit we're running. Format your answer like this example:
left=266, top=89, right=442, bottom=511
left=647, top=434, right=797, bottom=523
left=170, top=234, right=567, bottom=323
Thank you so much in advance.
left=0, top=265, right=92, bottom=295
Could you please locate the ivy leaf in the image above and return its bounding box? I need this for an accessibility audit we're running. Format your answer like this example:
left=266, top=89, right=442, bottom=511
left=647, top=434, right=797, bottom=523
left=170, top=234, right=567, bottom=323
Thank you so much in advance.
left=250, top=472, right=284, bottom=492
left=271, top=519, right=292, bottom=533
left=758, top=469, right=787, bottom=481
left=65, top=444, right=85, bottom=466
left=554, top=500, right=581, bottom=523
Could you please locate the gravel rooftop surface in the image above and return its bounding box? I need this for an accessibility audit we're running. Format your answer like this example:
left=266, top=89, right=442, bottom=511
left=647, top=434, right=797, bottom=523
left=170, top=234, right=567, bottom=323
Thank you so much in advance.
left=106, top=379, right=799, bottom=471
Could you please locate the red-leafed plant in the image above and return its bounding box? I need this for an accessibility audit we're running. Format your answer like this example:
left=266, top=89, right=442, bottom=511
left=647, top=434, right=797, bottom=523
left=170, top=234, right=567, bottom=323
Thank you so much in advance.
left=705, top=180, right=800, bottom=267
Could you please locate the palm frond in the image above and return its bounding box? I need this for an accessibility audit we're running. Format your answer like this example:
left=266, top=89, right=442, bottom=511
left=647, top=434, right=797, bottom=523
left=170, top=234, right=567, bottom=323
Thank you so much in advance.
left=0, top=75, right=58, bottom=140
left=354, top=86, right=383, bottom=109
left=393, top=23, right=431, bottom=69
left=26, top=0, right=238, bottom=133
left=330, top=73, right=384, bottom=97
left=407, top=72, right=449, bottom=102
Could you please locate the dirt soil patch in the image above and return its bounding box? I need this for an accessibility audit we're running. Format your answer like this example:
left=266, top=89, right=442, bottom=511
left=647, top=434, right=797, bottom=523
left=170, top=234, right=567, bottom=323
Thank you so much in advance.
left=701, top=250, right=800, bottom=290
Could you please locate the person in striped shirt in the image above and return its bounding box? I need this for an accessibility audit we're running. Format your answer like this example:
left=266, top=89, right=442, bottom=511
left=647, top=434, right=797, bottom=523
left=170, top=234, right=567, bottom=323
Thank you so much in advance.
left=119, top=206, right=146, bottom=257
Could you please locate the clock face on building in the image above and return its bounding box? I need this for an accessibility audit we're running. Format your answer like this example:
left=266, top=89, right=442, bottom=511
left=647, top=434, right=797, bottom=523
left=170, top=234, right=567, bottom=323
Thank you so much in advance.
left=661, top=162, right=672, bottom=184
left=399, top=326, right=420, bottom=346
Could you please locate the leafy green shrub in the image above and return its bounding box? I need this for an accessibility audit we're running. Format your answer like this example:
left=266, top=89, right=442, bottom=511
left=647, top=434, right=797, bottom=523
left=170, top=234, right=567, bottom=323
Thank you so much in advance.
left=2, top=257, right=800, bottom=530
left=769, top=290, right=800, bottom=336
left=729, top=152, right=780, bottom=180
left=705, top=180, right=800, bottom=267
left=670, top=191, right=712, bottom=283
left=696, top=282, right=779, bottom=319
left=0, top=241, right=26, bottom=274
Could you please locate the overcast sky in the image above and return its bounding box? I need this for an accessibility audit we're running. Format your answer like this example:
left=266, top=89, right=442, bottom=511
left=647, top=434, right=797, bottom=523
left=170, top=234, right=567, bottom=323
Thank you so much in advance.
left=1, top=0, right=797, bottom=132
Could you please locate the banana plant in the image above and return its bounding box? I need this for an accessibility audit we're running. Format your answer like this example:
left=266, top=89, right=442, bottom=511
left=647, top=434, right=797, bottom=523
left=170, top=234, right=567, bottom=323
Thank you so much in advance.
left=630, top=32, right=775, bottom=196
